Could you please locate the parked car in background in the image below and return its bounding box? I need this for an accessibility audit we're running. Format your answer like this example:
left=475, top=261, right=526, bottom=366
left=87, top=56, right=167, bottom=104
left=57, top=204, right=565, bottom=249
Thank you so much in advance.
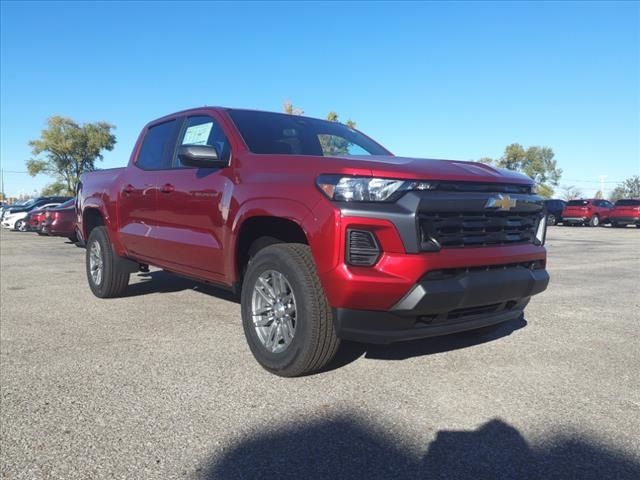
left=561, top=199, right=614, bottom=227
left=610, top=199, right=640, bottom=228
left=41, top=199, right=78, bottom=241
left=25, top=205, right=60, bottom=233
left=2, top=200, right=68, bottom=231
left=1, top=196, right=71, bottom=222
left=543, top=199, right=566, bottom=226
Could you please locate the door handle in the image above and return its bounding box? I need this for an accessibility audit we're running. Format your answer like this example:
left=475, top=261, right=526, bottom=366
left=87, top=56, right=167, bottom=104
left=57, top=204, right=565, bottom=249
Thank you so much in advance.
left=123, top=184, right=135, bottom=194
left=160, top=183, right=175, bottom=194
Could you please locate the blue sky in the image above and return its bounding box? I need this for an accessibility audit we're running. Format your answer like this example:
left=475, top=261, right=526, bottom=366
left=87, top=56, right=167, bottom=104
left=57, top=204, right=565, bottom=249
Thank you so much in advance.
left=1, top=1, right=638, bottom=198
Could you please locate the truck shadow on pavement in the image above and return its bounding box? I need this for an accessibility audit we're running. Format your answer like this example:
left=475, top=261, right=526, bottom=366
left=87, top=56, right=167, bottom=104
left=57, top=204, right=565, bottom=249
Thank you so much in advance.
left=124, top=270, right=526, bottom=369
left=202, top=417, right=640, bottom=480
left=326, top=316, right=527, bottom=371
left=124, top=270, right=239, bottom=303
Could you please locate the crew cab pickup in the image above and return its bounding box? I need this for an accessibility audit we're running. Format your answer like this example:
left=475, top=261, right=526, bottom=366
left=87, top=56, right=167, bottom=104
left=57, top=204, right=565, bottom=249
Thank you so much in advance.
left=77, top=107, right=549, bottom=376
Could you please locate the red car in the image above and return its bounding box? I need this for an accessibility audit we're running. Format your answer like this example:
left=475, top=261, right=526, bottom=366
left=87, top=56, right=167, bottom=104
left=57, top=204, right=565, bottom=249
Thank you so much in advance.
left=25, top=205, right=60, bottom=233
left=561, top=199, right=614, bottom=227
left=610, top=199, right=640, bottom=228
left=41, top=199, right=78, bottom=241
left=77, top=107, right=549, bottom=377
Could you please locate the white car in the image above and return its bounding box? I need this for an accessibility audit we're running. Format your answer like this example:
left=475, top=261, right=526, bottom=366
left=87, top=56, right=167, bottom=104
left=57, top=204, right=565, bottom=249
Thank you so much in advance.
left=2, top=203, right=61, bottom=231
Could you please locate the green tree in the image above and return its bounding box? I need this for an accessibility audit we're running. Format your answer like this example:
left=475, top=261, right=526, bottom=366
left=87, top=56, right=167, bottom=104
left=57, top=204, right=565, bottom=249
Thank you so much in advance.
left=561, top=185, right=582, bottom=201
left=282, top=100, right=304, bottom=116
left=480, top=144, right=562, bottom=198
left=27, top=116, right=116, bottom=194
left=609, top=175, right=640, bottom=202
left=41, top=180, right=68, bottom=196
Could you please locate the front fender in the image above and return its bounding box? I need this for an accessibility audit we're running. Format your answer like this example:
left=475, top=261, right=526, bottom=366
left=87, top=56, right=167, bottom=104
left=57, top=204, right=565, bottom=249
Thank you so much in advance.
left=226, top=197, right=323, bottom=284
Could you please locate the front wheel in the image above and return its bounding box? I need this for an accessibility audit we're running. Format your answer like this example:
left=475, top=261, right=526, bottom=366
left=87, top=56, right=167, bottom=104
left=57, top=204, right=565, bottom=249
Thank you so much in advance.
left=241, top=243, right=340, bottom=377
left=547, top=214, right=556, bottom=226
left=589, top=215, right=601, bottom=227
left=15, top=220, right=27, bottom=232
left=85, top=226, right=130, bottom=298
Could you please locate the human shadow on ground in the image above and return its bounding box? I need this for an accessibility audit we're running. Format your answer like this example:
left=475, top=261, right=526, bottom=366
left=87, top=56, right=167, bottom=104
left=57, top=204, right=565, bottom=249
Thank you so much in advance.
left=202, top=417, right=640, bottom=480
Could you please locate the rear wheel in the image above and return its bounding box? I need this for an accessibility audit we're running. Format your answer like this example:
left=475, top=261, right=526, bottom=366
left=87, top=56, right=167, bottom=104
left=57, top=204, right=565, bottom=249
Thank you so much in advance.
left=589, top=215, right=601, bottom=227
left=547, top=214, right=557, bottom=226
left=241, top=243, right=340, bottom=377
left=86, top=226, right=130, bottom=298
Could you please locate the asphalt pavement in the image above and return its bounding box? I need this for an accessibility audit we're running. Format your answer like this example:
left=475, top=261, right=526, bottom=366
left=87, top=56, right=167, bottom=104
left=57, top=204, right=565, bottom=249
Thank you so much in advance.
left=1, top=226, right=639, bottom=479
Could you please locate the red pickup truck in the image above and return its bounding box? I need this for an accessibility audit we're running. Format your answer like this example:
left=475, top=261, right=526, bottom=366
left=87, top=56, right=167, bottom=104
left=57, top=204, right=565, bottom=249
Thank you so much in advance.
left=77, top=107, right=549, bottom=376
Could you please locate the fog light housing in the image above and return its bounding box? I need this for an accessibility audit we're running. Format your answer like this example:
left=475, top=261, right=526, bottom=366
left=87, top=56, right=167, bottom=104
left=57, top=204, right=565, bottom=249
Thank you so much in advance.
left=346, top=229, right=381, bottom=266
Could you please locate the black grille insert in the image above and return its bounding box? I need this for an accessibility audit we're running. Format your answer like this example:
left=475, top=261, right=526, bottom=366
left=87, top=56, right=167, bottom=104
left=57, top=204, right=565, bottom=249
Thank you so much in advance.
left=419, top=211, right=541, bottom=248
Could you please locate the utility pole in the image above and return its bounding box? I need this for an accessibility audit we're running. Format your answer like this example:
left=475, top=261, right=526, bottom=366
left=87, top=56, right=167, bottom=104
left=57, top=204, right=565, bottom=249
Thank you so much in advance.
left=599, top=175, right=607, bottom=198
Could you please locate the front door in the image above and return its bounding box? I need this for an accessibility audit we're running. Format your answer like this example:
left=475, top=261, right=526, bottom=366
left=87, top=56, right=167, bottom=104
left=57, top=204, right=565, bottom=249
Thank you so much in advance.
left=154, top=114, right=232, bottom=281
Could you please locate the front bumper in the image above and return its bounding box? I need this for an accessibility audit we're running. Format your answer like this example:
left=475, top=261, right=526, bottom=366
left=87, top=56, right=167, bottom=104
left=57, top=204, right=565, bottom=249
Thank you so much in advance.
left=610, top=216, right=640, bottom=224
left=563, top=217, right=588, bottom=223
left=333, top=265, right=549, bottom=343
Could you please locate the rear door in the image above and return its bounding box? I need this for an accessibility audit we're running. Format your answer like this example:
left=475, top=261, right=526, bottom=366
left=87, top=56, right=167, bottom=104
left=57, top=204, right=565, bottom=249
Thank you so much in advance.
left=153, top=113, right=233, bottom=280
left=118, top=119, right=181, bottom=259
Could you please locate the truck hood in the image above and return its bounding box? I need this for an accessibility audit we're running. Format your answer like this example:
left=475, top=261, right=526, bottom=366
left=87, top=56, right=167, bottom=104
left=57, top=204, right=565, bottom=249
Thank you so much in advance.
left=324, top=155, right=533, bottom=185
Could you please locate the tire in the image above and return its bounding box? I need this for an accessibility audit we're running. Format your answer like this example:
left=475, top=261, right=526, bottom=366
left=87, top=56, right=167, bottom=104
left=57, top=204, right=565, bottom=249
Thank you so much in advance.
left=547, top=214, right=556, bottom=226
left=241, top=243, right=340, bottom=377
left=85, top=226, right=130, bottom=298
left=15, top=220, right=26, bottom=232
left=589, top=215, right=601, bottom=227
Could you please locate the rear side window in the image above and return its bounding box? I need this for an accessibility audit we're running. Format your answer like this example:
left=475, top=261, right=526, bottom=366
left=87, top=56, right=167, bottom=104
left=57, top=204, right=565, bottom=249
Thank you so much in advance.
left=615, top=199, right=640, bottom=206
left=136, top=120, right=178, bottom=170
left=567, top=200, right=589, bottom=206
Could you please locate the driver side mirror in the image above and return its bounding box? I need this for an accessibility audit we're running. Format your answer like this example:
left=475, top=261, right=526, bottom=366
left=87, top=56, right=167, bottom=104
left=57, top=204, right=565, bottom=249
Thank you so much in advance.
left=177, top=145, right=229, bottom=168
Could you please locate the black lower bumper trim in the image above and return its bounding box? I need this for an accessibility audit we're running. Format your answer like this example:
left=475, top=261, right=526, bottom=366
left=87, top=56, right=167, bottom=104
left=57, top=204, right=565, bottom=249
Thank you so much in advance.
left=392, top=267, right=549, bottom=315
left=333, top=266, right=549, bottom=344
left=334, top=302, right=527, bottom=344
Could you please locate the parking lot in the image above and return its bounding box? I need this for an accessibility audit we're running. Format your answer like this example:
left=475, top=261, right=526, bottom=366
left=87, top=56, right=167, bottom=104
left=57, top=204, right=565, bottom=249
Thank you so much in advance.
left=1, top=226, right=639, bottom=479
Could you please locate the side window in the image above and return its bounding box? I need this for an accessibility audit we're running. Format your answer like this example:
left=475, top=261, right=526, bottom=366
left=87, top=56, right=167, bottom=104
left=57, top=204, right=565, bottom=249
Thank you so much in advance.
left=176, top=115, right=230, bottom=167
left=136, top=120, right=178, bottom=170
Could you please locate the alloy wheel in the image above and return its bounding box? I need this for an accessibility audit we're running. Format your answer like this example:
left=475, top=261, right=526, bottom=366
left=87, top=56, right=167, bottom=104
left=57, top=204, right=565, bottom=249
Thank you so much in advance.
left=89, top=241, right=104, bottom=286
left=251, top=269, right=297, bottom=353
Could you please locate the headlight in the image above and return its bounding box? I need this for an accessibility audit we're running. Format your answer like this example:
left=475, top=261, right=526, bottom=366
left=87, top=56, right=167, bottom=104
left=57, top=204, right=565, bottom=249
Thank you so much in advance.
left=535, top=214, right=547, bottom=245
left=317, top=175, right=434, bottom=202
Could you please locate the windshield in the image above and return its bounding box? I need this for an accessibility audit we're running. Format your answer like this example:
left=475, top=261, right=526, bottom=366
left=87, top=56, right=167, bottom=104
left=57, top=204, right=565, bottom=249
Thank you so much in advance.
left=228, top=109, right=390, bottom=156
left=615, top=199, right=640, bottom=206
left=567, top=200, right=589, bottom=206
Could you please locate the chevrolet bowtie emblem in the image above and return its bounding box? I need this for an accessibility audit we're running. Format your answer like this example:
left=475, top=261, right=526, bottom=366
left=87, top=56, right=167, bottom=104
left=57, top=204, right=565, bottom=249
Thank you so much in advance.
left=485, top=194, right=517, bottom=211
